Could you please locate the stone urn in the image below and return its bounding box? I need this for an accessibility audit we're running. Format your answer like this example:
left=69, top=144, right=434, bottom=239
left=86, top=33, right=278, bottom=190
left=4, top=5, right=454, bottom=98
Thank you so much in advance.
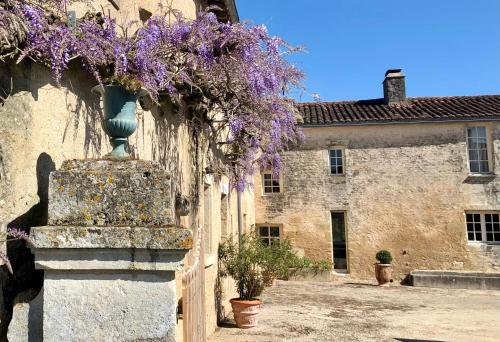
left=230, top=298, right=261, bottom=328
left=375, top=263, right=392, bottom=286
left=93, top=84, right=142, bottom=158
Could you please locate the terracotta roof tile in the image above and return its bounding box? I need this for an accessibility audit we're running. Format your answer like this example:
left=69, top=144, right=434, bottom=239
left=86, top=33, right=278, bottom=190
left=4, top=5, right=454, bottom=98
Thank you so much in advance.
left=297, top=95, right=500, bottom=125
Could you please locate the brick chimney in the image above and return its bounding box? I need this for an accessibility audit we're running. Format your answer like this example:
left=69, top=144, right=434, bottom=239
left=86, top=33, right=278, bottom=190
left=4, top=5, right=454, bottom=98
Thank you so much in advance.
left=383, top=69, right=406, bottom=104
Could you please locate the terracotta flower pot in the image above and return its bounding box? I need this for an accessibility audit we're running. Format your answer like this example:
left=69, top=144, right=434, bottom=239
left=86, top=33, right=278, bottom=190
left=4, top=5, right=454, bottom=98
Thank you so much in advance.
left=230, top=298, right=261, bottom=328
left=375, top=263, right=392, bottom=286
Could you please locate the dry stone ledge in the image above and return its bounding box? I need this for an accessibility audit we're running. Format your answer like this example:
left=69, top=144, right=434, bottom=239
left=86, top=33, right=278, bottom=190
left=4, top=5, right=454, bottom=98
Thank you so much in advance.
left=48, top=159, right=174, bottom=227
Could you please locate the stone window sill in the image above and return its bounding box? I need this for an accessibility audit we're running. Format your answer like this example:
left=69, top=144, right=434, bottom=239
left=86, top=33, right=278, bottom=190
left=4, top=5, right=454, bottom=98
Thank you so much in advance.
left=465, top=173, right=496, bottom=183
left=468, top=241, right=500, bottom=246
left=261, top=192, right=284, bottom=197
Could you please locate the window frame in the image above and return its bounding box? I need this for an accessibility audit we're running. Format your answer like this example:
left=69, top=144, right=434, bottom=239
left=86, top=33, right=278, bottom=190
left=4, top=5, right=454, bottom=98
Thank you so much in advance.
left=256, top=224, right=282, bottom=246
left=262, top=171, right=282, bottom=195
left=329, top=148, right=345, bottom=176
left=465, top=211, right=500, bottom=244
left=466, top=126, right=493, bottom=175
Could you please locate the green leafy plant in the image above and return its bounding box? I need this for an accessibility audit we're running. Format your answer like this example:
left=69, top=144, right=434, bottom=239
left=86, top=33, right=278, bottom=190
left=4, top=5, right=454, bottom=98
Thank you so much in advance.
left=259, top=237, right=333, bottom=282
left=375, top=250, right=393, bottom=264
left=218, top=233, right=265, bottom=300
left=260, top=238, right=298, bottom=285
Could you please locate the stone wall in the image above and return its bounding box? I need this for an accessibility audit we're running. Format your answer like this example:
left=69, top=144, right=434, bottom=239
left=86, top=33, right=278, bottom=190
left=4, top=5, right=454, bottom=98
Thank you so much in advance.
left=255, top=121, right=500, bottom=281
left=0, top=0, right=248, bottom=338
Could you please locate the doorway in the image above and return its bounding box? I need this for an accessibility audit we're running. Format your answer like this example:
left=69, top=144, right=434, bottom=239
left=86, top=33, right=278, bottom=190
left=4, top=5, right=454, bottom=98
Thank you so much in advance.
left=331, top=212, right=348, bottom=271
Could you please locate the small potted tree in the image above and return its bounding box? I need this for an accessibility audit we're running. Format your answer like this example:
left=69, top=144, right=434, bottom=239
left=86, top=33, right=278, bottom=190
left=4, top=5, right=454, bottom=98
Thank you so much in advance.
left=375, top=250, right=393, bottom=286
left=218, top=234, right=265, bottom=328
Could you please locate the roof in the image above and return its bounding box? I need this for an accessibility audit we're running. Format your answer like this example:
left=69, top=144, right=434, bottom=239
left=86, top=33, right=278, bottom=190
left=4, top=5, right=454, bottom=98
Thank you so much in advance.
left=297, top=95, right=500, bottom=126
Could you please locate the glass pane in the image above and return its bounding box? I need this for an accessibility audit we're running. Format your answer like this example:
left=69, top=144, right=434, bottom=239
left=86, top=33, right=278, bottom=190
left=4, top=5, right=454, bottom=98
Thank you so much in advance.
left=337, top=166, right=343, bottom=174
left=477, top=140, right=487, bottom=149
left=470, top=161, right=479, bottom=173
left=469, top=149, right=478, bottom=161
left=495, top=233, right=500, bottom=241
left=331, top=212, right=345, bottom=242
left=264, top=174, right=271, bottom=180
left=260, top=238, right=269, bottom=246
left=480, top=161, right=489, bottom=173
left=467, top=127, right=477, bottom=138
left=475, top=223, right=481, bottom=232
left=259, top=226, right=269, bottom=237
left=485, top=214, right=492, bottom=222
left=494, top=223, right=500, bottom=232
left=474, top=214, right=480, bottom=222
left=270, top=227, right=280, bottom=237
left=486, top=233, right=493, bottom=242
left=466, top=214, right=473, bottom=222
left=467, top=223, right=474, bottom=232
left=476, top=127, right=486, bottom=137
left=475, top=232, right=482, bottom=240
left=468, top=232, right=475, bottom=240
left=486, top=223, right=493, bottom=233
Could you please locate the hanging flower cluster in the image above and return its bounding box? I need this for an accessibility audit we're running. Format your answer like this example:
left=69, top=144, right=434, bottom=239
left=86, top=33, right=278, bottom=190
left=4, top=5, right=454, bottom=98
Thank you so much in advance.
left=1, top=0, right=305, bottom=189
left=0, top=228, right=34, bottom=274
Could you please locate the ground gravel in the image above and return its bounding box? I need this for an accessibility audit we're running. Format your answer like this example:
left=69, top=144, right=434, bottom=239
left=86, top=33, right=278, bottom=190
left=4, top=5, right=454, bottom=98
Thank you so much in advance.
left=209, top=279, right=500, bottom=342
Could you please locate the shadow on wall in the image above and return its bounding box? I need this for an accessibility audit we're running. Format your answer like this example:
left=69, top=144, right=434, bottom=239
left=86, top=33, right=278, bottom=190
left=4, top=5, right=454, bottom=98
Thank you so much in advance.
left=1, top=59, right=104, bottom=159
left=2, top=153, right=54, bottom=338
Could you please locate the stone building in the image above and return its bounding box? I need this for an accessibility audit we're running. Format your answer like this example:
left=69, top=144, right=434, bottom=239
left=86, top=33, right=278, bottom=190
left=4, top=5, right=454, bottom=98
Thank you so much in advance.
left=255, top=69, right=500, bottom=281
left=0, top=0, right=249, bottom=340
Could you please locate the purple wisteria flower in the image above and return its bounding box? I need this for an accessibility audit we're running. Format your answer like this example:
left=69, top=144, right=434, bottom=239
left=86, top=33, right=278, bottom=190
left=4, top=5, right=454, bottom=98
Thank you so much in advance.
left=5, top=1, right=305, bottom=188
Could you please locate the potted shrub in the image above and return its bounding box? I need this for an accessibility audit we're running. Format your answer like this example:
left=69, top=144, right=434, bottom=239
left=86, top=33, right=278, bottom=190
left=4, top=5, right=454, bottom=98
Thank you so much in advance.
left=260, top=238, right=298, bottom=286
left=218, top=234, right=265, bottom=328
left=375, top=250, right=393, bottom=286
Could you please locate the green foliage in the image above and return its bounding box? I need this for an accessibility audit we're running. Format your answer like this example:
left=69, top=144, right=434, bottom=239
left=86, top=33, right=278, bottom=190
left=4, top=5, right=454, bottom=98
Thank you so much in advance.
left=375, top=250, right=393, bottom=264
left=218, top=233, right=265, bottom=300
left=260, top=238, right=299, bottom=284
left=219, top=232, right=334, bottom=298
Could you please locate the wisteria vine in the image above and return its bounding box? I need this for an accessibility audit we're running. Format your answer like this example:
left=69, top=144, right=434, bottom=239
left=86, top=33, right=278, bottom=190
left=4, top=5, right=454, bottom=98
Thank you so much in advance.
left=0, top=0, right=305, bottom=189
left=0, top=228, right=34, bottom=274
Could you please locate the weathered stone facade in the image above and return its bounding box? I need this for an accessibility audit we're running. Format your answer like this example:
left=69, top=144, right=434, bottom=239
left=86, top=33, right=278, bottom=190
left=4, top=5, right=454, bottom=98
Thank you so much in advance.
left=0, top=0, right=247, bottom=339
left=255, top=121, right=500, bottom=281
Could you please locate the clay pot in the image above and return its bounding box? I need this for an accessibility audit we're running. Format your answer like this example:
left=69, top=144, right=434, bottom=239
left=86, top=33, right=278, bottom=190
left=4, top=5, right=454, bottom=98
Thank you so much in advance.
left=230, top=298, right=261, bottom=328
left=375, top=263, right=392, bottom=286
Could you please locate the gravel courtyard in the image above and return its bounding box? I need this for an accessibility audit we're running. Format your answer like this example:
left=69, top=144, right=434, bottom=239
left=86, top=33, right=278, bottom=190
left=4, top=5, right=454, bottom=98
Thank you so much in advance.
left=209, top=280, right=500, bottom=342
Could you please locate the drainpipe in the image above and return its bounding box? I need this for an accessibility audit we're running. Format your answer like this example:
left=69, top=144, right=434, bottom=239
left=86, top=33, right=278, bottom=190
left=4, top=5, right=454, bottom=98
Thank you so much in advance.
left=237, top=189, right=243, bottom=244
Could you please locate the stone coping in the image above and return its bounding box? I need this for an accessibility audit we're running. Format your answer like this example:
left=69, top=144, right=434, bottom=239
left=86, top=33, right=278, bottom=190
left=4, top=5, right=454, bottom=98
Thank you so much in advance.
left=31, top=225, right=193, bottom=250
left=411, top=270, right=500, bottom=277
left=59, top=158, right=166, bottom=173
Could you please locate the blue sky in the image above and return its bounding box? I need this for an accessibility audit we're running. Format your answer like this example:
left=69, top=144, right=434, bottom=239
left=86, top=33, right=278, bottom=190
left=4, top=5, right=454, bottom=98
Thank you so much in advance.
left=238, top=0, right=500, bottom=102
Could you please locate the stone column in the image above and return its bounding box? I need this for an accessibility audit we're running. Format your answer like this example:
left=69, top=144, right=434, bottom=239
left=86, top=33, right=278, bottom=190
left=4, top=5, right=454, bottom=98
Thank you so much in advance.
left=29, top=160, right=192, bottom=342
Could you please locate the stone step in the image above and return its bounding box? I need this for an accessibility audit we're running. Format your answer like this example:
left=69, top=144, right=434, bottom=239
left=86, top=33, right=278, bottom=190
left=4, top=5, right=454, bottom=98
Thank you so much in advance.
left=411, top=270, right=500, bottom=290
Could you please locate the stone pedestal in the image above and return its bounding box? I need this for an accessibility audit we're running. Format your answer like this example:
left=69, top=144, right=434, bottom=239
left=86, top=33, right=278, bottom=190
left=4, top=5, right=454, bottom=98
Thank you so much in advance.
left=29, top=160, right=192, bottom=342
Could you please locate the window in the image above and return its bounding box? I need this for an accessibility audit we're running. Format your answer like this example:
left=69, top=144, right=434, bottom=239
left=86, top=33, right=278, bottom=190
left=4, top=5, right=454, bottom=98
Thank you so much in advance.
left=329, top=149, right=344, bottom=175
left=258, top=226, right=280, bottom=246
left=263, top=172, right=281, bottom=193
left=466, top=212, right=500, bottom=242
left=467, top=127, right=490, bottom=174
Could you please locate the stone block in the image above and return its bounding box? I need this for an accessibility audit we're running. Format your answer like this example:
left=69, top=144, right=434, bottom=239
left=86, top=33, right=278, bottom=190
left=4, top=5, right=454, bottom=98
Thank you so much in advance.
left=43, top=271, right=176, bottom=342
left=7, top=289, right=43, bottom=342
left=30, top=225, right=191, bottom=341
left=48, top=159, right=174, bottom=227
left=411, top=270, right=500, bottom=290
